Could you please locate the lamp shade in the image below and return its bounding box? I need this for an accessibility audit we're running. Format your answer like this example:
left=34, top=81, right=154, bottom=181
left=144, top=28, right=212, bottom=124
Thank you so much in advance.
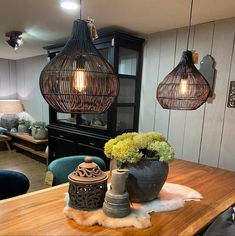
left=0, top=100, right=24, bottom=114
left=157, top=51, right=210, bottom=110
left=40, top=19, right=119, bottom=114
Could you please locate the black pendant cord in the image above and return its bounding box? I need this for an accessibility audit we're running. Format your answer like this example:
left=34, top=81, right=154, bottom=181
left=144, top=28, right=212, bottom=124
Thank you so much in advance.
left=80, top=0, right=82, bottom=19
left=186, top=0, right=193, bottom=50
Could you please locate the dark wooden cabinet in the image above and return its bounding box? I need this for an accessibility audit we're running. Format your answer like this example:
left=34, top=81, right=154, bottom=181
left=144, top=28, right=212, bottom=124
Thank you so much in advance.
left=48, top=128, right=77, bottom=159
left=45, top=31, right=144, bottom=167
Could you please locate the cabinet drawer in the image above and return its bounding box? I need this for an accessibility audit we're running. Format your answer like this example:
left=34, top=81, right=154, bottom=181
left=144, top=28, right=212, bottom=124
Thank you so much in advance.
left=48, top=137, right=77, bottom=163
left=48, top=128, right=77, bottom=141
left=76, top=142, right=110, bottom=168
left=78, top=135, right=108, bottom=149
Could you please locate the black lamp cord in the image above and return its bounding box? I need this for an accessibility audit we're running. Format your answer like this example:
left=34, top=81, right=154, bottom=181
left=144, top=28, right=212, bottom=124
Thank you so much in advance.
left=80, top=0, right=82, bottom=19
left=186, top=0, right=193, bottom=51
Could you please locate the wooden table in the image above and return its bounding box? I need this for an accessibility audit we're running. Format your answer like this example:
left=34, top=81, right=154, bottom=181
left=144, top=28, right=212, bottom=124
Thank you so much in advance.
left=6, top=132, right=48, bottom=161
left=0, top=135, right=11, bottom=151
left=1, top=159, right=235, bottom=235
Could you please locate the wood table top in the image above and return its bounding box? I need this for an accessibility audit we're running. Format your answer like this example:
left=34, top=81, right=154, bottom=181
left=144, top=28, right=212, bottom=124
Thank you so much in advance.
left=1, top=159, right=235, bottom=235
left=0, top=135, right=11, bottom=141
left=6, top=132, right=48, bottom=144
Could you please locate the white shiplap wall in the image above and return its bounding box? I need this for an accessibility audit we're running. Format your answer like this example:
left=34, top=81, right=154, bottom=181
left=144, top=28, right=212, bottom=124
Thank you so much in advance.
left=139, top=17, right=235, bottom=171
left=16, top=55, right=49, bottom=123
left=0, top=55, right=49, bottom=123
left=0, top=59, right=17, bottom=99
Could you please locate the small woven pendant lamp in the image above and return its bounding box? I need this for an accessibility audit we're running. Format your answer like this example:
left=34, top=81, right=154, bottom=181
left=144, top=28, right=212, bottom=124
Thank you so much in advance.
left=40, top=1, right=119, bottom=113
left=156, top=0, right=210, bottom=110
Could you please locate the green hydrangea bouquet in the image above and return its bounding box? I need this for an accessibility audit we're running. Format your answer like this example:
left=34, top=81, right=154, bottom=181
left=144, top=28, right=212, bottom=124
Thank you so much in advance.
left=104, top=132, right=175, bottom=164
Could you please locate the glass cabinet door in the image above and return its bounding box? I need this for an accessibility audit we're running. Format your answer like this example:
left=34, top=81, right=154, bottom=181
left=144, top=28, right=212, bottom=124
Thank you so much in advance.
left=78, top=112, right=108, bottom=130
left=117, top=77, right=136, bottom=103
left=116, top=46, right=139, bottom=132
left=57, top=113, right=77, bottom=125
left=118, top=47, right=138, bottom=76
left=116, top=107, right=134, bottom=131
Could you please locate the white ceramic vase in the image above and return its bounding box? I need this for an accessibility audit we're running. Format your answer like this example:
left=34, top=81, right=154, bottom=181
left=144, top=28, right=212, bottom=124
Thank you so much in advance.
left=32, top=127, right=47, bottom=140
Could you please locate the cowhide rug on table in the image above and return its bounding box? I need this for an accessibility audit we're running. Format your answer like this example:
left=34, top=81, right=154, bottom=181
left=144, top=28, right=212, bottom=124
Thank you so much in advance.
left=64, top=182, right=202, bottom=229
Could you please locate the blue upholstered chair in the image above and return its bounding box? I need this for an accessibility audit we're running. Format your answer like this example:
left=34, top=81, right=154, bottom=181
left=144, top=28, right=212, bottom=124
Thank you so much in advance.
left=0, top=170, right=30, bottom=200
left=47, top=155, right=106, bottom=186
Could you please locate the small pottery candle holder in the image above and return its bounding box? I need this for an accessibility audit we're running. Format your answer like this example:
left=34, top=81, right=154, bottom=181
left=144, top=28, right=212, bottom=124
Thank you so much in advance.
left=68, top=157, right=108, bottom=210
left=103, top=168, right=130, bottom=218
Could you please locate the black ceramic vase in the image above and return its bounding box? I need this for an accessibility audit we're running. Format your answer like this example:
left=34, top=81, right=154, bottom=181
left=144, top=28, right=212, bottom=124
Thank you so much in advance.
left=121, top=158, right=169, bottom=203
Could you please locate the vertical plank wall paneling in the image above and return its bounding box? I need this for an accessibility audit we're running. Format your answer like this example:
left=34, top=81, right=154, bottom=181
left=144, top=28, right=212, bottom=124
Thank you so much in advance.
left=40, top=57, right=50, bottom=123
left=183, top=22, right=214, bottom=163
left=16, top=60, right=25, bottom=99
left=168, top=27, right=194, bottom=158
left=0, top=59, right=16, bottom=99
left=154, top=30, right=176, bottom=138
left=16, top=55, right=48, bottom=123
left=218, top=33, right=235, bottom=171
left=139, top=17, right=235, bottom=171
left=200, top=18, right=235, bottom=167
left=8, top=60, right=17, bottom=99
left=0, top=59, right=11, bottom=98
left=139, top=33, right=161, bottom=132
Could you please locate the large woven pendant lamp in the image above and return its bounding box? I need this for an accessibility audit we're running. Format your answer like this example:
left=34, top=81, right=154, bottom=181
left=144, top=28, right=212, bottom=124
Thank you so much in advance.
left=40, top=1, right=119, bottom=113
left=156, top=0, right=210, bottom=110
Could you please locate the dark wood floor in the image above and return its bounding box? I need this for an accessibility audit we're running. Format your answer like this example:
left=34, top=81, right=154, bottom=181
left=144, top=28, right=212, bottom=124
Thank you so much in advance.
left=0, top=150, right=47, bottom=192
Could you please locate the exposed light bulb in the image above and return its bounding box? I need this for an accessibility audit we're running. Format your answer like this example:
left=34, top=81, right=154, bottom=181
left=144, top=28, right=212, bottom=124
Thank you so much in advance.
left=179, top=79, right=188, bottom=95
left=74, top=68, right=86, bottom=92
left=17, top=38, right=23, bottom=47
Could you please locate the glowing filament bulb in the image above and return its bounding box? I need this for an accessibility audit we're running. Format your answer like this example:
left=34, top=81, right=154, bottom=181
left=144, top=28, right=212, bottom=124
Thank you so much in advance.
left=74, top=68, right=85, bottom=92
left=180, top=79, right=188, bottom=95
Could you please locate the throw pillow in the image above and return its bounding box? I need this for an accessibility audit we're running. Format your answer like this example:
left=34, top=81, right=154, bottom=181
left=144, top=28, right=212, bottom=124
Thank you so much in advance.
left=0, top=127, right=7, bottom=134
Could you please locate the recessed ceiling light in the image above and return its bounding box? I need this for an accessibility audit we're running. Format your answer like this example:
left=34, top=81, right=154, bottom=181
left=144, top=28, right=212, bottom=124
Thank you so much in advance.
left=60, top=0, right=79, bottom=10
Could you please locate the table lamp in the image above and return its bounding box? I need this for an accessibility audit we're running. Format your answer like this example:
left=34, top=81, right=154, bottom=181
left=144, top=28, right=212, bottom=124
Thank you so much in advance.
left=0, top=100, right=24, bottom=131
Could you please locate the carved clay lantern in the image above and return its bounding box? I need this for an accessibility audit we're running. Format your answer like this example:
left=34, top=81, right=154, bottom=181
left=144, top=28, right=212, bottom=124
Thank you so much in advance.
left=68, top=157, right=108, bottom=210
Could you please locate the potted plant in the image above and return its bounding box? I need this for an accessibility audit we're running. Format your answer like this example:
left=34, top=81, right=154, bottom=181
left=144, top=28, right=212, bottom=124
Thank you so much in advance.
left=32, top=122, right=47, bottom=140
left=104, top=132, right=175, bottom=203
left=18, top=119, right=31, bottom=134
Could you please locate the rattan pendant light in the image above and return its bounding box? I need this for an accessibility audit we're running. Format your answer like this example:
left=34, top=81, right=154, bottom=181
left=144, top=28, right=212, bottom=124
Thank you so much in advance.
left=156, top=0, right=210, bottom=110
left=40, top=0, right=119, bottom=113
